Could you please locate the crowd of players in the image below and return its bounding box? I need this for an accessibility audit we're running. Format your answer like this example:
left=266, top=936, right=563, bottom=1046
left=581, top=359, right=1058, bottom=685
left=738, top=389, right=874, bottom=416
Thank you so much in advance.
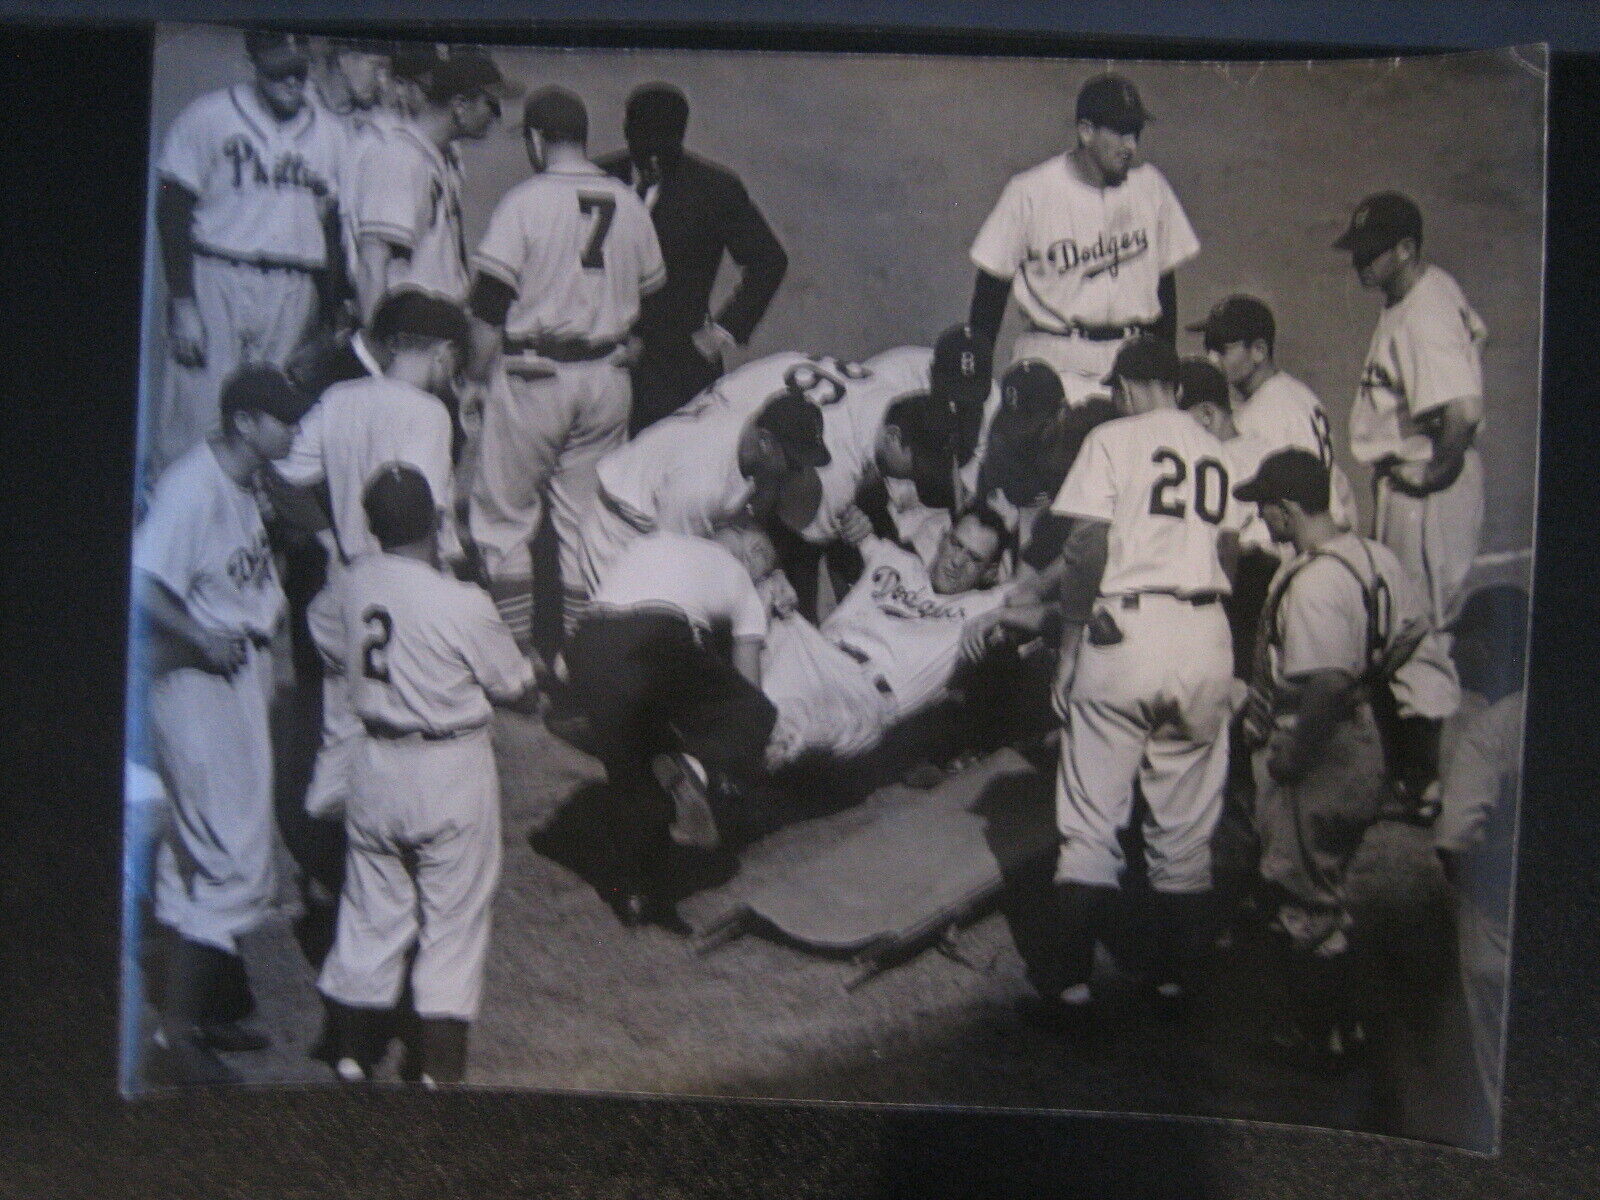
left=129, top=31, right=1526, bottom=1123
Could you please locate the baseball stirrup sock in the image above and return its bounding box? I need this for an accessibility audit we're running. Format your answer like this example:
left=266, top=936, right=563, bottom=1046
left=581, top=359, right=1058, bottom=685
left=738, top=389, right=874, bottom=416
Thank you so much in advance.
left=488, top=578, right=534, bottom=652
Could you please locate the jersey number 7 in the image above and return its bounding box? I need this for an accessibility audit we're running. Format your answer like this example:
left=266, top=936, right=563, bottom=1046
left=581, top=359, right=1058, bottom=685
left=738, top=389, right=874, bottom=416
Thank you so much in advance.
left=577, top=193, right=616, bottom=269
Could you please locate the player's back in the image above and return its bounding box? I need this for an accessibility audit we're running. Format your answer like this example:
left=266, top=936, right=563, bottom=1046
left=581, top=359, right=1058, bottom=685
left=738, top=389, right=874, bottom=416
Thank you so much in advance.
left=339, top=553, right=529, bottom=734
left=288, top=377, right=453, bottom=561
left=594, top=399, right=748, bottom=526
left=1054, top=407, right=1238, bottom=598
left=475, top=166, right=662, bottom=344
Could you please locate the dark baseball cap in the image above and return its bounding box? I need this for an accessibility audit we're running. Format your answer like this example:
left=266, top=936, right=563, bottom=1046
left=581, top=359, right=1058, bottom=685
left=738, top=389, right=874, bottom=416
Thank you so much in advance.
left=428, top=47, right=520, bottom=102
left=389, top=42, right=445, bottom=83
left=625, top=83, right=690, bottom=139
left=244, top=30, right=311, bottom=69
left=1102, top=333, right=1181, bottom=386
left=220, top=364, right=314, bottom=426
left=1335, top=192, right=1423, bottom=262
left=523, top=86, right=588, bottom=142
left=1233, top=447, right=1330, bottom=510
left=1176, top=357, right=1230, bottom=411
left=756, top=390, right=831, bottom=470
left=930, top=325, right=993, bottom=405
left=1186, top=294, right=1275, bottom=351
left=364, top=462, right=438, bottom=547
left=999, top=359, right=1065, bottom=421
left=1076, top=72, right=1150, bottom=135
left=370, top=289, right=471, bottom=358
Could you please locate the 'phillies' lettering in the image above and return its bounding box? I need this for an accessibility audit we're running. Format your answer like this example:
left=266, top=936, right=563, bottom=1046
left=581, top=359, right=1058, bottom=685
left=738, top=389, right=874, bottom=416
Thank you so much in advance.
left=1031, top=227, right=1150, bottom=279
left=221, top=137, right=329, bottom=195
left=870, top=565, right=967, bottom=621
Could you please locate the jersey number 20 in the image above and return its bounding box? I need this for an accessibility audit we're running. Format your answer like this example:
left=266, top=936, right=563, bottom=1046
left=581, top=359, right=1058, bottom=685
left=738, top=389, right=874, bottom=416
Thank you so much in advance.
left=576, top=193, right=616, bottom=269
left=361, top=606, right=393, bottom=682
left=1148, top=449, right=1228, bottom=525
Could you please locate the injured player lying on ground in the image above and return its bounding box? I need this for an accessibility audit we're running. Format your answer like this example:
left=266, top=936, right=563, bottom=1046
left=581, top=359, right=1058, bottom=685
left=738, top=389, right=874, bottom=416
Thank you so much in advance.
left=760, top=503, right=1058, bottom=770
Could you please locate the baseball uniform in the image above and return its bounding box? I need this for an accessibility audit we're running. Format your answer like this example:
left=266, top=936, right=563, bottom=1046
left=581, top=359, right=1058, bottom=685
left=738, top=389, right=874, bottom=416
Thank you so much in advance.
left=314, top=550, right=533, bottom=1023
left=1236, top=371, right=1357, bottom=532
left=275, top=375, right=457, bottom=820
left=309, top=88, right=401, bottom=285
left=763, top=536, right=1007, bottom=761
left=1051, top=407, right=1241, bottom=894
left=577, top=400, right=758, bottom=598
left=563, top=533, right=777, bottom=899
left=152, top=84, right=343, bottom=473
left=134, top=440, right=285, bottom=954
left=969, top=159, right=1198, bottom=405
left=1350, top=264, right=1488, bottom=626
left=467, top=163, right=664, bottom=636
left=354, top=124, right=471, bottom=303
left=1253, top=532, right=1455, bottom=945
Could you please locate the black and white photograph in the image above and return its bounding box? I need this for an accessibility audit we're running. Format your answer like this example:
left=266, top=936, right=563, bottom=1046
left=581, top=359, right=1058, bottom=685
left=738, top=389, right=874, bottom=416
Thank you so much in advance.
left=119, top=23, right=1542, bottom=1155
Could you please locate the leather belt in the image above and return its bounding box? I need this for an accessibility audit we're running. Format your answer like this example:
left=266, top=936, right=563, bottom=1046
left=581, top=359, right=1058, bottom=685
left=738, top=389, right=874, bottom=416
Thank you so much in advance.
left=194, top=246, right=316, bottom=273
left=1115, top=591, right=1222, bottom=609
left=833, top=641, right=894, bottom=695
left=362, top=720, right=485, bottom=742
left=1038, top=321, right=1154, bottom=343
left=502, top=333, right=620, bottom=362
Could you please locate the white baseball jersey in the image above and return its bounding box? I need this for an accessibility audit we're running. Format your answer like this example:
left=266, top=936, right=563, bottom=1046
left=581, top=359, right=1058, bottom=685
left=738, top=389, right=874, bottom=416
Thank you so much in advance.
left=589, top=532, right=768, bottom=641
left=1219, top=429, right=1278, bottom=555
left=1235, top=370, right=1356, bottom=530
left=157, top=85, right=343, bottom=268
left=356, top=125, right=470, bottom=302
left=821, top=536, right=1006, bottom=718
left=276, top=376, right=455, bottom=564
left=310, top=91, right=396, bottom=278
left=970, top=158, right=1199, bottom=332
left=474, top=163, right=664, bottom=344
left=317, top=552, right=534, bottom=735
left=593, top=402, right=754, bottom=541
left=1052, top=407, right=1241, bottom=598
left=1349, top=265, right=1487, bottom=465
left=133, top=441, right=283, bottom=639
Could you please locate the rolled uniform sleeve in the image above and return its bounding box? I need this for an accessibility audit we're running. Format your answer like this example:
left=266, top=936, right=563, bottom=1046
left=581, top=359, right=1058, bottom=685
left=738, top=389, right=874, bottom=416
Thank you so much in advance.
left=1051, top=426, right=1117, bottom=523
left=1151, top=167, right=1201, bottom=274
left=969, top=177, right=1026, bottom=280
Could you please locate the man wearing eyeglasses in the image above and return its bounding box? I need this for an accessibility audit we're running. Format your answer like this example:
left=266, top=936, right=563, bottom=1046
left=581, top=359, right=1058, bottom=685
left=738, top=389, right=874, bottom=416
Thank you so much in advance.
left=150, top=29, right=346, bottom=476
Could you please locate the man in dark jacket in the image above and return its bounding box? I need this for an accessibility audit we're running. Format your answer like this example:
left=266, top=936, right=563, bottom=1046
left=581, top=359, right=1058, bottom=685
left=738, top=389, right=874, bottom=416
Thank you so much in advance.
left=600, top=83, right=789, bottom=433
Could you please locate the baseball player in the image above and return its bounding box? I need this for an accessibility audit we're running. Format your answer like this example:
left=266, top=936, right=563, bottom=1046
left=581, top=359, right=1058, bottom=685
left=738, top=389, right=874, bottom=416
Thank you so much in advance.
left=313, top=465, right=535, bottom=1086
left=576, top=389, right=831, bottom=606
left=559, top=527, right=779, bottom=931
left=465, top=86, right=665, bottom=647
left=1032, top=334, right=1241, bottom=1030
left=273, top=291, right=468, bottom=825
left=762, top=504, right=1045, bottom=765
left=150, top=30, right=345, bottom=476
left=967, top=73, right=1199, bottom=408
left=133, top=365, right=313, bottom=1084
left=1337, top=192, right=1487, bottom=627
left=1234, top=448, right=1458, bottom=1059
left=306, top=37, right=395, bottom=292
left=353, top=48, right=515, bottom=323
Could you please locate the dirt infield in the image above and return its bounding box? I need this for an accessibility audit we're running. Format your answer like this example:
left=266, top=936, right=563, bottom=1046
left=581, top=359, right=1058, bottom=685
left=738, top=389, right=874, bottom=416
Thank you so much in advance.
left=126, top=29, right=1542, bottom=1146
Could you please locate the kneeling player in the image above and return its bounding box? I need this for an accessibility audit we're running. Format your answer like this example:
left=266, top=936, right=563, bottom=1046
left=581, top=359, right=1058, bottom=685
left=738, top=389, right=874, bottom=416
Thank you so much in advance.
left=313, top=465, right=536, bottom=1086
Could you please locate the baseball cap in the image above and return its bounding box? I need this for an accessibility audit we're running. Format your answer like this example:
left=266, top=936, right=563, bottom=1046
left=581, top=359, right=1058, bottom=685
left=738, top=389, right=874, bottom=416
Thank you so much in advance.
left=428, top=47, right=521, bottom=102
left=1334, top=192, right=1423, bottom=263
left=1186, top=294, right=1275, bottom=351
left=220, top=364, right=314, bottom=426
left=625, top=83, right=690, bottom=139
left=389, top=42, right=445, bottom=83
left=1102, top=333, right=1181, bottom=386
left=1232, top=448, right=1330, bottom=510
left=244, top=30, right=311, bottom=68
left=523, top=86, right=588, bottom=142
left=999, top=359, right=1065, bottom=421
left=370, top=289, right=471, bottom=358
left=1176, top=357, right=1230, bottom=411
left=756, top=390, right=831, bottom=470
left=364, top=462, right=438, bottom=548
left=931, top=324, right=993, bottom=406
left=1076, top=73, right=1150, bottom=135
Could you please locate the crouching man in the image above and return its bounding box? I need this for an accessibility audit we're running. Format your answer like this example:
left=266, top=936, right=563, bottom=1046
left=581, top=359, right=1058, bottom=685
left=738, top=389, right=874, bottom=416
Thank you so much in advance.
left=312, top=465, right=537, bottom=1086
left=559, top=526, right=782, bottom=933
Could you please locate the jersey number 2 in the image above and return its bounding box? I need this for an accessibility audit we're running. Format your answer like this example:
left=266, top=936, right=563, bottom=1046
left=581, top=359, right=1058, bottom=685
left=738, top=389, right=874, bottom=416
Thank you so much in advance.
left=1148, top=449, right=1228, bottom=525
left=577, top=193, right=616, bottom=269
left=361, top=606, right=393, bottom=682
